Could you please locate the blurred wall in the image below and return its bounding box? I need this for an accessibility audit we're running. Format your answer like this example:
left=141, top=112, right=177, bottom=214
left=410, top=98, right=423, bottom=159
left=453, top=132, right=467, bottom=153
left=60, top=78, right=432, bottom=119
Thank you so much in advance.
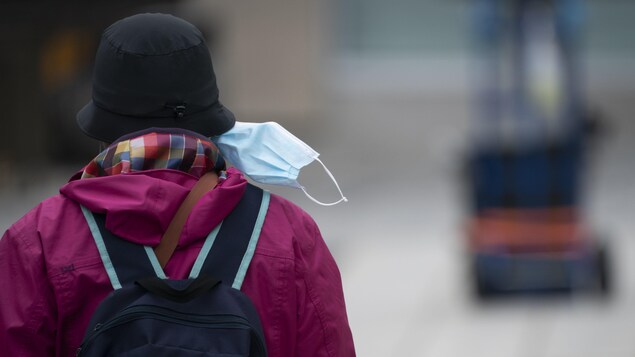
left=180, top=0, right=326, bottom=124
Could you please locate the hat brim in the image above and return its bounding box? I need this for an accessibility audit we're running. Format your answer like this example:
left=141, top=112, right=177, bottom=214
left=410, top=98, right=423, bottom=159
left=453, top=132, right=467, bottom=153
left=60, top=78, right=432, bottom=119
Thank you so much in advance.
left=77, top=100, right=236, bottom=143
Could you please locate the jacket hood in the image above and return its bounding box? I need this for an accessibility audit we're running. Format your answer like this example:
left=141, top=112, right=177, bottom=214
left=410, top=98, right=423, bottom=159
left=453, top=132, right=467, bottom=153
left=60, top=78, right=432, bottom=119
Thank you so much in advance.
left=60, top=168, right=247, bottom=247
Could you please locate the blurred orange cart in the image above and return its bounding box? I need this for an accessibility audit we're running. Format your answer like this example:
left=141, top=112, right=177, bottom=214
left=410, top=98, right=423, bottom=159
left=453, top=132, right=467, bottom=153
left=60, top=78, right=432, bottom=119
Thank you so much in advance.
left=465, top=0, right=610, bottom=297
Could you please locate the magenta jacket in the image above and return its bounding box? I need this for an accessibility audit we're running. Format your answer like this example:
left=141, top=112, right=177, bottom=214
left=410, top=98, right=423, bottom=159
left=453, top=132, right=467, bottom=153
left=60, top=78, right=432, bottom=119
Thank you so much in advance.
left=0, top=168, right=355, bottom=357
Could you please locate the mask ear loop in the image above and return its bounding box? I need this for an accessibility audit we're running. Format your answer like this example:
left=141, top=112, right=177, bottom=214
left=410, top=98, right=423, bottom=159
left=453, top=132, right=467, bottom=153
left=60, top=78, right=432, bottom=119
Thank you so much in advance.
left=299, top=157, right=348, bottom=206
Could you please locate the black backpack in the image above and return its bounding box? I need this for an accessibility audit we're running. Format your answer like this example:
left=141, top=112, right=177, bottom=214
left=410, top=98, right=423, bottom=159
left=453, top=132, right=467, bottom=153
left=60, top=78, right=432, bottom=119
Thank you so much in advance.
left=76, top=184, right=269, bottom=356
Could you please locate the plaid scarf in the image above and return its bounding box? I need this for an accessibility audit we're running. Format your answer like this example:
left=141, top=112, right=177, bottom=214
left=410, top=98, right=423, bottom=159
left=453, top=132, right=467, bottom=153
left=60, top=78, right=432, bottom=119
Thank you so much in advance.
left=81, top=132, right=220, bottom=179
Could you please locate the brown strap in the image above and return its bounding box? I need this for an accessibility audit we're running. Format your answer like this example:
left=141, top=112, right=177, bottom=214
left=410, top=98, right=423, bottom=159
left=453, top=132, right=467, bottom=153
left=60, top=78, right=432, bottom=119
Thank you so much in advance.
left=154, top=172, right=219, bottom=268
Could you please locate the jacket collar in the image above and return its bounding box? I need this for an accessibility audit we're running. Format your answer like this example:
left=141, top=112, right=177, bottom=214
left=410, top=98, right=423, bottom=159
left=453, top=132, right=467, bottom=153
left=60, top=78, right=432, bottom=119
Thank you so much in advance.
left=61, top=168, right=247, bottom=247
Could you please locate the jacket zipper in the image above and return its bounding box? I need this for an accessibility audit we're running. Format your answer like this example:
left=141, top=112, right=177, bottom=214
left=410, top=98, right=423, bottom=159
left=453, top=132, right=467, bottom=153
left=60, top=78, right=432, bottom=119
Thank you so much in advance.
left=77, top=305, right=266, bottom=356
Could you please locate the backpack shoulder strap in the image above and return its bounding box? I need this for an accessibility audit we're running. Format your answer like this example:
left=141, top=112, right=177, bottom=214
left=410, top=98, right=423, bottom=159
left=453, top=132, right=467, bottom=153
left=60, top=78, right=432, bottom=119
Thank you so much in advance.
left=81, top=206, right=163, bottom=290
left=81, top=183, right=270, bottom=291
left=188, top=184, right=270, bottom=290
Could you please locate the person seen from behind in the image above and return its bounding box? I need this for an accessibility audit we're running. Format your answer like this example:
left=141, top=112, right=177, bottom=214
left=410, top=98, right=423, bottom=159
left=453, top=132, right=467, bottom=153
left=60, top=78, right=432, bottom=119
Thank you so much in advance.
left=0, top=13, right=355, bottom=356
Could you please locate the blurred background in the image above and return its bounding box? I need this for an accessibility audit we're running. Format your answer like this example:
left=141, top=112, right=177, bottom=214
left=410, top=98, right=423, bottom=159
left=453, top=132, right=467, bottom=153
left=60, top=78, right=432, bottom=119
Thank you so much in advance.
left=1, top=0, right=634, bottom=356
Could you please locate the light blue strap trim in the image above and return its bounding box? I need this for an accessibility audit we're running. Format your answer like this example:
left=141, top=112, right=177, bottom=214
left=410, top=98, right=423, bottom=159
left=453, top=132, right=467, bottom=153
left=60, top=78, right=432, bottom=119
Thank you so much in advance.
left=188, top=222, right=223, bottom=279
left=144, top=246, right=168, bottom=279
left=232, top=191, right=270, bottom=290
left=80, top=206, right=122, bottom=290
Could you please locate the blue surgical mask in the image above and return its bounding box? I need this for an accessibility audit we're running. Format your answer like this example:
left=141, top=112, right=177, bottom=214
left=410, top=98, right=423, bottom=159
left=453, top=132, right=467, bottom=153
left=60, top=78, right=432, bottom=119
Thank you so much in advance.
left=211, top=121, right=347, bottom=206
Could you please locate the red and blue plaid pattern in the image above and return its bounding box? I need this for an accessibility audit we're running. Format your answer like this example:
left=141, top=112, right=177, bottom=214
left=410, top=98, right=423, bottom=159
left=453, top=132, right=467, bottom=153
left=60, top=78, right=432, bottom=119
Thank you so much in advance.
left=81, top=132, right=220, bottom=178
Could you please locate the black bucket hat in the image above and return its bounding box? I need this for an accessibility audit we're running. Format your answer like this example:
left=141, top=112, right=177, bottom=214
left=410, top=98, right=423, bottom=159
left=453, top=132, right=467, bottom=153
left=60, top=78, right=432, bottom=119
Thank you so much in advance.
left=77, top=13, right=235, bottom=143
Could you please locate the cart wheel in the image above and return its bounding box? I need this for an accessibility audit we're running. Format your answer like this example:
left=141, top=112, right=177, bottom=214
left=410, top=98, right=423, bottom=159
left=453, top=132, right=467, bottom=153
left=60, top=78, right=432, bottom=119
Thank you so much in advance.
left=471, top=258, right=494, bottom=299
left=596, top=244, right=611, bottom=295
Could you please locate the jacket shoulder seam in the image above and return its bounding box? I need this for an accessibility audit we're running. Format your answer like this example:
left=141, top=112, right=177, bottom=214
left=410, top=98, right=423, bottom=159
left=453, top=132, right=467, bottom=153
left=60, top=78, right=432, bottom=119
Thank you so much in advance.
left=303, top=273, right=336, bottom=357
left=253, top=250, right=294, bottom=261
